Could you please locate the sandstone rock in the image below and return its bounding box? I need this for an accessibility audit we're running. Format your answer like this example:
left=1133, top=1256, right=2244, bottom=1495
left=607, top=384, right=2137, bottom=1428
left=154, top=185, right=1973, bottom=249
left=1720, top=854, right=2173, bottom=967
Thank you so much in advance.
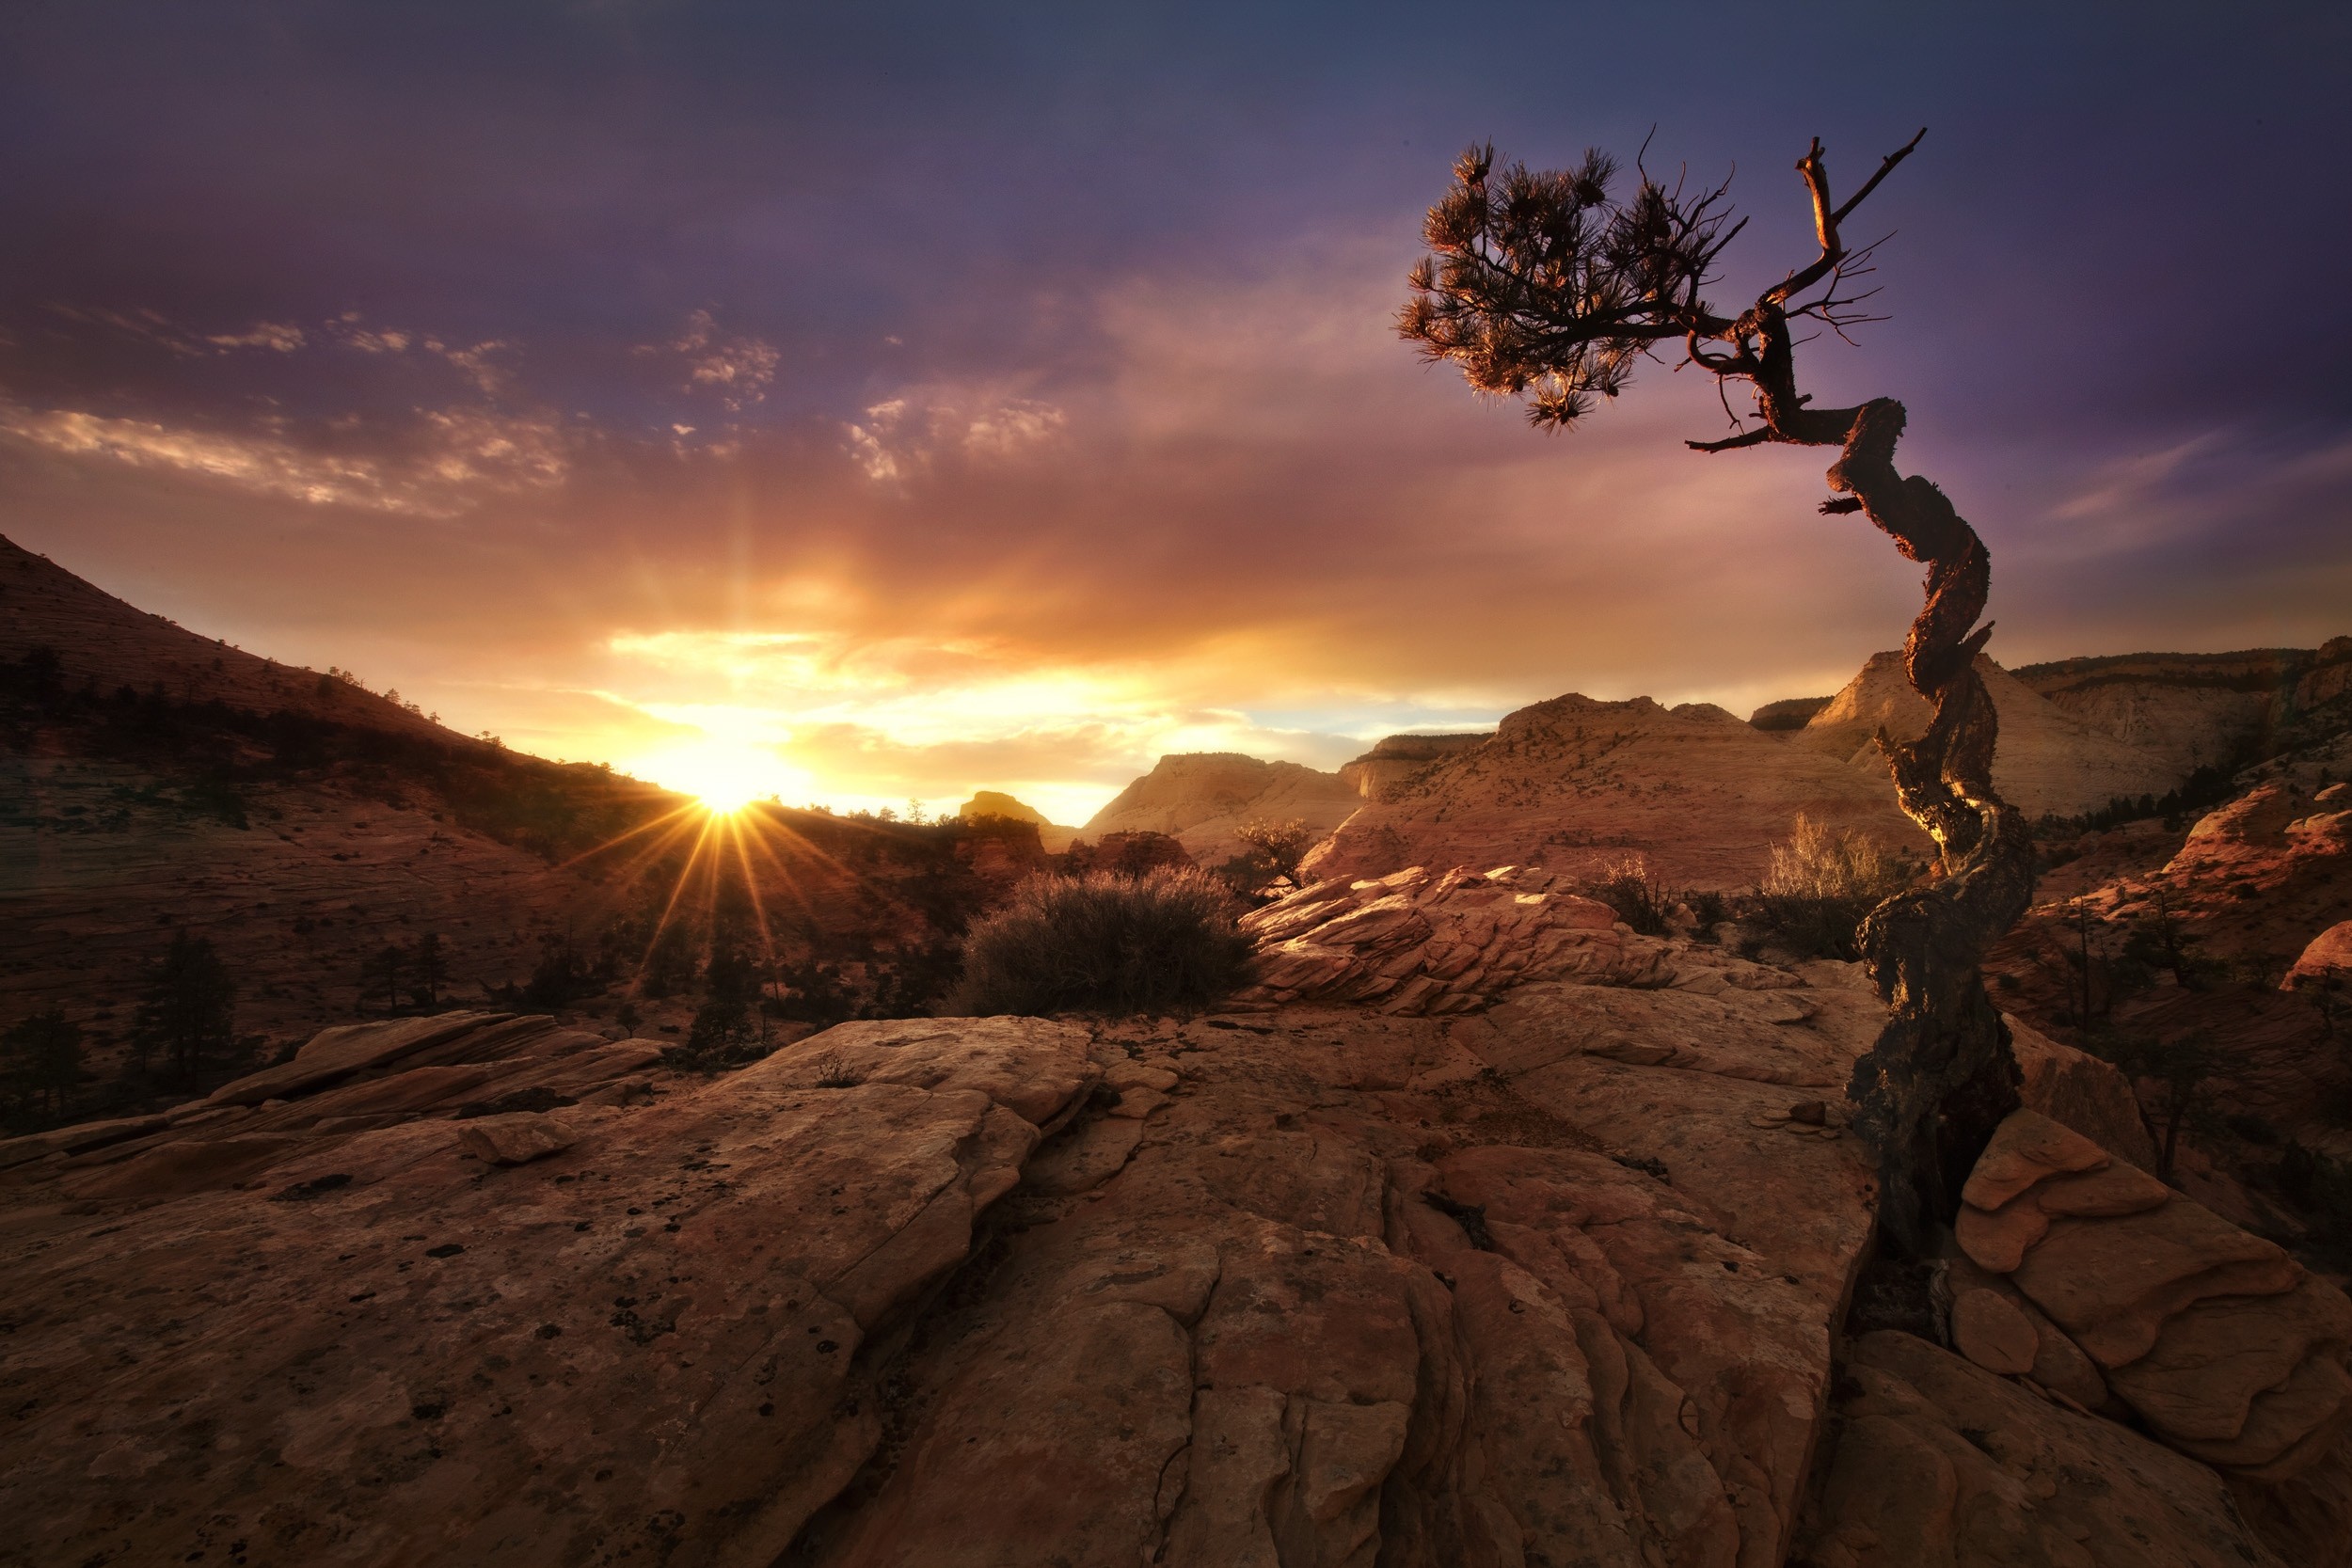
left=2007, top=1014, right=2161, bottom=1170
left=206, top=1011, right=516, bottom=1106
left=454, top=1111, right=577, bottom=1165
left=1303, top=692, right=1925, bottom=890
left=1798, top=651, right=2184, bottom=818
left=1081, top=752, right=1361, bottom=866
left=1236, top=864, right=1674, bottom=1014
left=0, top=1017, right=1099, bottom=1568
left=1950, top=1288, right=2040, bottom=1376
left=1961, top=1109, right=2114, bottom=1212
left=1956, top=1107, right=2352, bottom=1500
left=2287, top=920, right=2352, bottom=989
left=1797, top=1330, right=2292, bottom=1567
left=1336, top=732, right=1493, bottom=801
left=2013, top=642, right=2349, bottom=781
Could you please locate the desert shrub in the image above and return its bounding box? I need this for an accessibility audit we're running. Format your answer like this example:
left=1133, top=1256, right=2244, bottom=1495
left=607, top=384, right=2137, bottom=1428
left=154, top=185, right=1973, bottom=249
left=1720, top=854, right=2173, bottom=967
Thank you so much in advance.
left=1751, top=814, right=1909, bottom=960
left=1231, top=817, right=1318, bottom=884
left=949, top=866, right=1254, bottom=1018
left=1584, top=855, right=1672, bottom=936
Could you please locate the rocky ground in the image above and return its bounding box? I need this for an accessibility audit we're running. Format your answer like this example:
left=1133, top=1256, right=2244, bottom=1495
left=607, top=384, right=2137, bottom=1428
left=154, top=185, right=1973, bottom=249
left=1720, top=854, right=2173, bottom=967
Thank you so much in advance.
left=7, top=903, right=2344, bottom=1566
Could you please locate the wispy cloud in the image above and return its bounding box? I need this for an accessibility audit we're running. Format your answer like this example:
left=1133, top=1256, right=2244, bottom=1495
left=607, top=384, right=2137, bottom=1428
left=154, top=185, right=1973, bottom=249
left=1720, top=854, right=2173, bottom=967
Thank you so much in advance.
left=0, top=402, right=572, bottom=516
left=644, top=309, right=779, bottom=410
left=48, top=303, right=305, bottom=356
left=843, top=388, right=1066, bottom=482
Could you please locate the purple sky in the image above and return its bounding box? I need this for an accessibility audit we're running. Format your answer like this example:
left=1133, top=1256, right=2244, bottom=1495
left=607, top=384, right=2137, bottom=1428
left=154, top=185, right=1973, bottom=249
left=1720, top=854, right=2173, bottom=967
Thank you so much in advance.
left=4, top=2, right=2347, bottom=820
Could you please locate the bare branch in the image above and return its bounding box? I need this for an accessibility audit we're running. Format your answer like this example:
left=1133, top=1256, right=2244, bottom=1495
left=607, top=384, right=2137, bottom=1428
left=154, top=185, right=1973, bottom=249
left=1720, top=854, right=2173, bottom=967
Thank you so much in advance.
left=1686, top=426, right=1775, bottom=452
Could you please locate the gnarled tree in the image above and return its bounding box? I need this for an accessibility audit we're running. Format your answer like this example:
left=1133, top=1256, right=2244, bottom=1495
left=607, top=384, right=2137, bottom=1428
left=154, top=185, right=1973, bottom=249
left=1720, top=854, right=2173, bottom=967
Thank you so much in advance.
left=1400, top=130, right=2035, bottom=1256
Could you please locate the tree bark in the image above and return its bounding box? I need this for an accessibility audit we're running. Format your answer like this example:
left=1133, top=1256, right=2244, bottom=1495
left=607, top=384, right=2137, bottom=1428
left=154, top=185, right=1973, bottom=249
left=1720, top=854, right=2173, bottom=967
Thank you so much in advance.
left=1709, top=309, right=2038, bottom=1257
left=1820, top=397, right=2037, bottom=1258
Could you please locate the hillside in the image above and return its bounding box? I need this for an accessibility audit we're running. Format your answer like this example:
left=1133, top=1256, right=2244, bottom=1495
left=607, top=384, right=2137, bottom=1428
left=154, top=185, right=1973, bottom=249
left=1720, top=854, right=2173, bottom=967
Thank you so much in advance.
left=0, top=541, right=1048, bottom=1117
left=1080, top=752, right=1362, bottom=865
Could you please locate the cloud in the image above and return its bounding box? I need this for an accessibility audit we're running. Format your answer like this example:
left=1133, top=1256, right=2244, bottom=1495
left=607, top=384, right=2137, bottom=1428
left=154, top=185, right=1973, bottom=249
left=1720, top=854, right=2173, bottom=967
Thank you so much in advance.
left=204, top=322, right=305, bottom=352
left=843, top=388, right=1066, bottom=482
left=646, top=309, right=780, bottom=409
left=0, top=402, right=572, bottom=516
left=47, top=303, right=306, bottom=356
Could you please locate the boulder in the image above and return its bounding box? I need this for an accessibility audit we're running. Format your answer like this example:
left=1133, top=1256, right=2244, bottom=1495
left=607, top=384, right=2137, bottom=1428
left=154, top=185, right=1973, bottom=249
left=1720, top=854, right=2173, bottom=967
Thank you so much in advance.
left=1236, top=864, right=1673, bottom=1014
left=455, top=1112, right=577, bottom=1165
left=2286, top=920, right=2352, bottom=990
left=1956, top=1108, right=2352, bottom=1497
left=1797, top=1330, right=2291, bottom=1567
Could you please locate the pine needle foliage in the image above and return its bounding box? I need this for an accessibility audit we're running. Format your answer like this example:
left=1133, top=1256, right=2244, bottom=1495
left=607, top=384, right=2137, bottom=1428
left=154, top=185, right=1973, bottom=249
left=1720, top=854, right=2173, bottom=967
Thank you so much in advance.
left=951, top=867, right=1255, bottom=1018
left=1400, top=144, right=1741, bottom=428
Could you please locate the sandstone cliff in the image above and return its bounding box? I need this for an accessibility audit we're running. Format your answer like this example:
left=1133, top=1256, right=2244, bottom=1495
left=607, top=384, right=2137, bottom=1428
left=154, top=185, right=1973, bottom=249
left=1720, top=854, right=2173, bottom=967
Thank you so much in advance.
left=957, top=790, right=1079, bottom=851
left=2012, top=639, right=2352, bottom=779
left=1796, top=650, right=2184, bottom=819
left=1081, top=752, right=1362, bottom=866
left=1305, top=691, right=1927, bottom=890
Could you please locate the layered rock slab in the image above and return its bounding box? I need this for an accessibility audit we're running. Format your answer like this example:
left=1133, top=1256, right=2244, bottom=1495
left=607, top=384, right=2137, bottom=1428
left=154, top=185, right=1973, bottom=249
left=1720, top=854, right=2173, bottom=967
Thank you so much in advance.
left=0, top=1017, right=1099, bottom=1568
left=1954, top=1110, right=2352, bottom=1494
left=1236, top=863, right=1674, bottom=1014
left=1797, top=1330, right=2291, bottom=1567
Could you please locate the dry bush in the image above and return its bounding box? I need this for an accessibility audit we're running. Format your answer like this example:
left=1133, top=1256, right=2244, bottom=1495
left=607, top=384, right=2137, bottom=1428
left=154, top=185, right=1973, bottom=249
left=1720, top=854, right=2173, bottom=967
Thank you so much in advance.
left=1584, top=854, right=1674, bottom=936
left=949, top=866, right=1255, bottom=1018
left=1752, top=814, right=1909, bottom=959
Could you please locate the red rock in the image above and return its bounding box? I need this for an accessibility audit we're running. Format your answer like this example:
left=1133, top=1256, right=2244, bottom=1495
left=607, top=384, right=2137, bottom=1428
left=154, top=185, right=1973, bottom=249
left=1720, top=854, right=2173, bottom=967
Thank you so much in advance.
left=1960, top=1109, right=2112, bottom=1212
left=1950, top=1288, right=2040, bottom=1376
left=455, top=1112, right=577, bottom=1165
left=1797, top=1331, right=2293, bottom=1567
left=2286, top=920, right=2352, bottom=989
left=1302, top=692, right=1926, bottom=890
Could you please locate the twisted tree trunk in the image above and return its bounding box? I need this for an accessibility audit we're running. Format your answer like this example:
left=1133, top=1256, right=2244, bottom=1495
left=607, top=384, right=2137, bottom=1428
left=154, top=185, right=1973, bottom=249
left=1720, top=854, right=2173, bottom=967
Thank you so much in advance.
left=1827, top=402, right=2037, bottom=1257
left=1688, top=148, right=2040, bottom=1257
left=1718, top=326, right=2037, bottom=1256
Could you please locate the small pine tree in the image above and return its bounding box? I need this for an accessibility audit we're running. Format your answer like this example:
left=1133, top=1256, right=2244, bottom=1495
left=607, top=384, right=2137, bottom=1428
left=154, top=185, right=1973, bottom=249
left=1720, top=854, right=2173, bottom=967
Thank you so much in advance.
left=134, top=931, right=238, bottom=1087
left=3, top=1009, right=84, bottom=1117
left=413, top=932, right=445, bottom=1007
left=687, top=945, right=765, bottom=1061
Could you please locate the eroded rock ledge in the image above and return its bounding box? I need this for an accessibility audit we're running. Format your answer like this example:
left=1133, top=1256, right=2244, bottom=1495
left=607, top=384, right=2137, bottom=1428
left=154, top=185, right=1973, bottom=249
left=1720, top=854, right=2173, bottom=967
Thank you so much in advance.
left=3, top=923, right=2344, bottom=1565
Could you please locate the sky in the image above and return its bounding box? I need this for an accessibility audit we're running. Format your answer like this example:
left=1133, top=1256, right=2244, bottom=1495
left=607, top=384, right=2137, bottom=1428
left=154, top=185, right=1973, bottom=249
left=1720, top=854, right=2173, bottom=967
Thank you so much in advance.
left=3, top=2, right=2348, bottom=824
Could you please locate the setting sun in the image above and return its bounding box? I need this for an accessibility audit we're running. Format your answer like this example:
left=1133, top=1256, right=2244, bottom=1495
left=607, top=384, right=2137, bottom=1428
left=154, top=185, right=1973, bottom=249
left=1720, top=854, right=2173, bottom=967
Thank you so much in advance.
left=635, top=737, right=806, bottom=816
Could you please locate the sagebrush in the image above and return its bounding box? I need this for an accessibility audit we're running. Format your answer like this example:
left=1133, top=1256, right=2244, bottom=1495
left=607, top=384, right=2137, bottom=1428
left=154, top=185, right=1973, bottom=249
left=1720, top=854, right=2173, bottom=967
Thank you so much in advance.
left=1752, top=814, right=1910, bottom=960
left=950, top=867, right=1255, bottom=1017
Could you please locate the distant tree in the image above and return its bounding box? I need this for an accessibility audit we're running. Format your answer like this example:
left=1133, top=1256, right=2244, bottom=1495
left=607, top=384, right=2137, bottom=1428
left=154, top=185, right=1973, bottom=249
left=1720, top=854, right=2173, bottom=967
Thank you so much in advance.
left=363, top=942, right=408, bottom=1016
left=3, top=1009, right=84, bottom=1117
left=2095, top=1029, right=2223, bottom=1184
left=1402, top=128, right=2033, bottom=1255
left=641, top=923, right=699, bottom=1000
left=2120, top=891, right=2215, bottom=991
left=412, top=931, right=446, bottom=1008
left=134, top=931, right=238, bottom=1087
left=1231, top=817, right=1318, bottom=888
left=523, top=934, right=592, bottom=1008
left=687, top=944, right=765, bottom=1061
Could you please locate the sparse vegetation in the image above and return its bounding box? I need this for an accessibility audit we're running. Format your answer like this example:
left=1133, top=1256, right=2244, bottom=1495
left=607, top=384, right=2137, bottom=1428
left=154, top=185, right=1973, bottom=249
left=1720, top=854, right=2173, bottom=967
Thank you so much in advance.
left=132, top=930, right=240, bottom=1086
left=2087, top=1028, right=2223, bottom=1184
left=1217, top=816, right=1318, bottom=895
left=1584, top=854, right=1673, bottom=936
left=3, top=1009, right=85, bottom=1118
left=1751, top=814, right=1910, bottom=960
left=949, top=866, right=1254, bottom=1018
